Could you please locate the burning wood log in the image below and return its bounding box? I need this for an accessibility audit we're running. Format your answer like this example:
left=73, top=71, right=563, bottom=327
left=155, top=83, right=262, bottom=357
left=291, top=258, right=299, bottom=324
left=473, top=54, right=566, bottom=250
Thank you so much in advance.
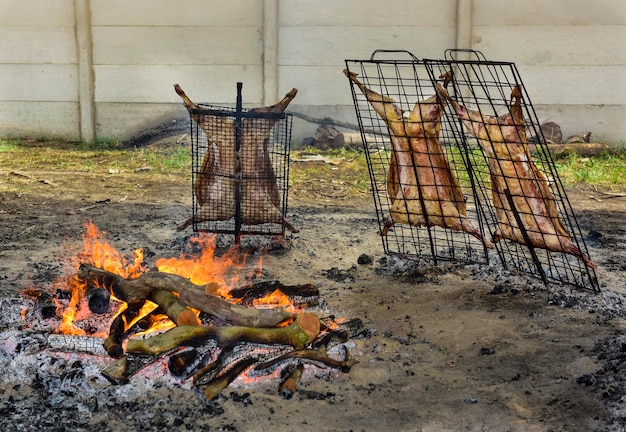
left=47, top=334, right=108, bottom=357
left=227, top=280, right=320, bottom=308
left=256, top=346, right=358, bottom=373
left=174, top=84, right=299, bottom=233
left=149, top=290, right=199, bottom=326
left=77, top=264, right=293, bottom=328
left=104, top=310, right=132, bottom=358
left=168, top=346, right=201, bottom=377
left=125, top=312, right=321, bottom=356
left=85, top=285, right=110, bottom=315
left=199, top=357, right=258, bottom=400
left=279, top=362, right=304, bottom=399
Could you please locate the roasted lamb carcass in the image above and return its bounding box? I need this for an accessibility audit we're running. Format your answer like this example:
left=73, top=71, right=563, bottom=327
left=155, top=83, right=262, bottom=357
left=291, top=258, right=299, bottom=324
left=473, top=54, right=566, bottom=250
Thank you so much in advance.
left=436, top=83, right=596, bottom=268
left=344, top=70, right=491, bottom=248
left=175, top=84, right=299, bottom=233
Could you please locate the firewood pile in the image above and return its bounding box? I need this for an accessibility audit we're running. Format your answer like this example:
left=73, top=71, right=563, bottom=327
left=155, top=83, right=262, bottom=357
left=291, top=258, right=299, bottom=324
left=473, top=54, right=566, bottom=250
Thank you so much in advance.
left=344, top=49, right=599, bottom=292
left=21, top=223, right=364, bottom=400
left=42, top=264, right=363, bottom=400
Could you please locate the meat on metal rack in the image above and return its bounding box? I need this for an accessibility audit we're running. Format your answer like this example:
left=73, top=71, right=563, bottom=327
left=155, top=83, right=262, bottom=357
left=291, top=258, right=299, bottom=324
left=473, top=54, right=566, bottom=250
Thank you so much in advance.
left=345, top=49, right=599, bottom=292
left=175, top=82, right=298, bottom=244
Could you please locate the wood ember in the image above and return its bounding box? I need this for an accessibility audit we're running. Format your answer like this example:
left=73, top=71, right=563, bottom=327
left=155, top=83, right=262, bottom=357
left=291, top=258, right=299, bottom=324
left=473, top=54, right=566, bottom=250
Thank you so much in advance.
left=279, top=361, right=304, bottom=399
left=47, top=334, right=108, bottom=357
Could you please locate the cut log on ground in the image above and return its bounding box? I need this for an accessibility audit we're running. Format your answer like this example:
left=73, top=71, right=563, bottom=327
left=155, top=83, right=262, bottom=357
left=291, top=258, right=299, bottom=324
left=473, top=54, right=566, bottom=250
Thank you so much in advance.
left=546, top=142, right=615, bottom=158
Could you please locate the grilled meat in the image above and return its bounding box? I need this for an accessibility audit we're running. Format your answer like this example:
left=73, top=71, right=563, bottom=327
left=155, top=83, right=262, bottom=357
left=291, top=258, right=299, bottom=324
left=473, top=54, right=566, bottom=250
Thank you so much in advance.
left=437, top=83, right=595, bottom=268
left=345, top=70, right=491, bottom=247
left=175, top=84, right=298, bottom=233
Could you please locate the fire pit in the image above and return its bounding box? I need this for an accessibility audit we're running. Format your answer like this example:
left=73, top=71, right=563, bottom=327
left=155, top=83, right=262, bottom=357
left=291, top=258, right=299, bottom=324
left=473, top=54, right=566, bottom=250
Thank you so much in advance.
left=11, top=222, right=363, bottom=405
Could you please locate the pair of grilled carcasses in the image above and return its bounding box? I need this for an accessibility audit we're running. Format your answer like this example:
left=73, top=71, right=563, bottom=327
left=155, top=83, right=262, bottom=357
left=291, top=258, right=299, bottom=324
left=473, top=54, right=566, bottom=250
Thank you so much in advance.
left=344, top=70, right=595, bottom=269
left=175, top=84, right=299, bottom=233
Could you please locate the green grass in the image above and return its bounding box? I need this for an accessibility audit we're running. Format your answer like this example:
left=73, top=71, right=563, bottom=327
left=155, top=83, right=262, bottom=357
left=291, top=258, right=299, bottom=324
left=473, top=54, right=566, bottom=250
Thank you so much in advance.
left=0, top=137, right=191, bottom=176
left=554, top=151, right=626, bottom=189
left=290, top=147, right=371, bottom=192
left=1, top=137, right=625, bottom=192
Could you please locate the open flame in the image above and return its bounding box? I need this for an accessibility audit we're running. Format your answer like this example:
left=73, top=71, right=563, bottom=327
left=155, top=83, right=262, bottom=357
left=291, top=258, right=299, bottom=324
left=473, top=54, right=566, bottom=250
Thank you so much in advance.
left=55, top=222, right=147, bottom=336
left=154, top=235, right=250, bottom=297
left=53, top=221, right=267, bottom=337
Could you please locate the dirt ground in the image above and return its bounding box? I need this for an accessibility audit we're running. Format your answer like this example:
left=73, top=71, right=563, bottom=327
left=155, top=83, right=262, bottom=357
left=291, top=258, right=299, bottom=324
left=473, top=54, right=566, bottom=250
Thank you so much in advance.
left=1, top=143, right=626, bottom=432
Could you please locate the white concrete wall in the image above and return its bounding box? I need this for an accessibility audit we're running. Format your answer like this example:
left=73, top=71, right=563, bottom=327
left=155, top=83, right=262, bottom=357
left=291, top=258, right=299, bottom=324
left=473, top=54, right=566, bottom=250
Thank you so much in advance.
left=0, top=0, right=624, bottom=145
left=90, top=0, right=265, bottom=139
left=0, top=0, right=79, bottom=139
left=471, top=0, right=626, bottom=145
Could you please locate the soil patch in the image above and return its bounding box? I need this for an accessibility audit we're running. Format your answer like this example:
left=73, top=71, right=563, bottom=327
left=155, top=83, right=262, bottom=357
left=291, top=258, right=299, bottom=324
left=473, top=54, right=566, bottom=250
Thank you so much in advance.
left=1, top=158, right=626, bottom=431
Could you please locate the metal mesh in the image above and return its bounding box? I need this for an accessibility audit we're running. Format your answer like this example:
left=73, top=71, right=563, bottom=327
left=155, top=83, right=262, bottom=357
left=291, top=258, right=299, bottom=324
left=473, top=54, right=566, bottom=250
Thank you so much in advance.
left=425, top=50, right=598, bottom=291
left=345, top=50, right=492, bottom=266
left=189, top=99, right=293, bottom=240
left=345, top=50, right=598, bottom=291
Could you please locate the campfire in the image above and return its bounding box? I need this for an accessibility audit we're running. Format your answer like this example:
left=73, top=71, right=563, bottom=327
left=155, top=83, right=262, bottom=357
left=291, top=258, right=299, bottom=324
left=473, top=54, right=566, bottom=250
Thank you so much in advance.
left=22, top=222, right=361, bottom=400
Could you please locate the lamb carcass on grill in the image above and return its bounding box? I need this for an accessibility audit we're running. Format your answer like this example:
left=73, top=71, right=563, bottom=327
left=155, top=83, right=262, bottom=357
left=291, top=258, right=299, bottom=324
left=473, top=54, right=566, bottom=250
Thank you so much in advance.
left=344, top=70, right=491, bottom=248
left=436, top=82, right=596, bottom=269
left=175, top=84, right=299, bottom=233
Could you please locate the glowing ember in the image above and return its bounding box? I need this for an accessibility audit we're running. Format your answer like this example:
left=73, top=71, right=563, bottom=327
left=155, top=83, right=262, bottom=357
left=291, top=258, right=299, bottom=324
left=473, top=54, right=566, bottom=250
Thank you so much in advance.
left=252, top=288, right=293, bottom=309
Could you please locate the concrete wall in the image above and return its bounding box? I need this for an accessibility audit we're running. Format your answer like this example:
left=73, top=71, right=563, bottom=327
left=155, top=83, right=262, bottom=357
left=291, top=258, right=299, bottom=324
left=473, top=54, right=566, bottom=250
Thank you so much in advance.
left=0, top=0, right=624, bottom=146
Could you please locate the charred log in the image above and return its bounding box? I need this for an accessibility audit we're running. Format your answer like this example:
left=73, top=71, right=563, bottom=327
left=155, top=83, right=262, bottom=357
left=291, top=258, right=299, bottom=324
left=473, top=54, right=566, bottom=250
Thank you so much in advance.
left=85, top=285, right=110, bottom=315
left=125, top=312, right=321, bottom=356
left=47, top=334, right=108, bottom=357
left=256, top=346, right=358, bottom=373
left=77, top=264, right=293, bottom=328
left=227, top=280, right=320, bottom=308
left=279, top=362, right=304, bottom=399
left=199, top=357, right=257, bottom=400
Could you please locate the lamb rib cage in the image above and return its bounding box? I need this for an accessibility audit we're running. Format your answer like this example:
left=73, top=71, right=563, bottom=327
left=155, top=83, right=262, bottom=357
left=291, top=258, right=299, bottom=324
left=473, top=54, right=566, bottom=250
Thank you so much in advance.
left=182, top=82, right=295, bottom=241
left=346, top=50, right=599, bottom=291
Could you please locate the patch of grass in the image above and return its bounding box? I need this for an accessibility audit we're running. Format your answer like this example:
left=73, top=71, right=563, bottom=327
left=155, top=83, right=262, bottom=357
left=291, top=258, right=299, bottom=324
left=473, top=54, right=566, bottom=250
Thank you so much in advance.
left=2, top=137, right=624, bottom=192
left=554, top=151, right=626, bottom=189
left=290, top=147, right=371, bottom=192
left=0, top=138, right=20, bottom=153
left=0, top=137, right=191, bottom=176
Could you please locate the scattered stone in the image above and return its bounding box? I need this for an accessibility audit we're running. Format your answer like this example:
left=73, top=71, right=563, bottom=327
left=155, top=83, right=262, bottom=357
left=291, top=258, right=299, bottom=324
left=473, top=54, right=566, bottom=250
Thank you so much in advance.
left=480, top=347, right=495, bottom=356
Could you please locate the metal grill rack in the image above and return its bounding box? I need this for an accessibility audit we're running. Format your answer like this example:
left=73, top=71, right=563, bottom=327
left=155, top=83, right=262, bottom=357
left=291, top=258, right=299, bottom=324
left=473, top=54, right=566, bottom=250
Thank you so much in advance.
left=345, top=50, right=598, bottom=291
left=424, top=50, right=598, bottom=291
left=188, top=83, right=294, bottom=243
left=345, top=50, right=492, bottom=266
